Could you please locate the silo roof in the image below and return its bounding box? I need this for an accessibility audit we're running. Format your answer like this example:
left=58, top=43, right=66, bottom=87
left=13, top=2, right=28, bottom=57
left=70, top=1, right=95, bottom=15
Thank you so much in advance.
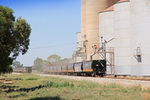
left=99, top=6, right=114, bottom=13
left=76, top=32, right=81, bottom=34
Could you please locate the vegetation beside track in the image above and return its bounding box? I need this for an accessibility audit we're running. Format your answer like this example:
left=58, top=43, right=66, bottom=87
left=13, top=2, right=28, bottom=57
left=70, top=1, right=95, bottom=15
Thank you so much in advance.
left=0, top=74, right=150, bottom=100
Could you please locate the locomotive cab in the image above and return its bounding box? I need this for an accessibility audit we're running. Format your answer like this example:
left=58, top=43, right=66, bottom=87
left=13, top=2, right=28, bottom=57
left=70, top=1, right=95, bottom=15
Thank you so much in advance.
left=83, top=60, right=106, bottom=77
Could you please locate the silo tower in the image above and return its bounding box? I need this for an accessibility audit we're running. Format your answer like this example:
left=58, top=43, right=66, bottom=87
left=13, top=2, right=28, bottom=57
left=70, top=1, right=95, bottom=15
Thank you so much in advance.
left=81, top=0, right=119, bottom=61
left=131, top=0, right=150, bottom=76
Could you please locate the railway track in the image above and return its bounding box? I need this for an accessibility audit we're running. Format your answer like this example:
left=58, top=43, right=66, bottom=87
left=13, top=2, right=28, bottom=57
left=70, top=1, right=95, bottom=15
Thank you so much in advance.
left=103, top=76, right=150, bottom=81
left=13, top=71, right=150, bottom=82
left=39, top=73, right=150, bottom=81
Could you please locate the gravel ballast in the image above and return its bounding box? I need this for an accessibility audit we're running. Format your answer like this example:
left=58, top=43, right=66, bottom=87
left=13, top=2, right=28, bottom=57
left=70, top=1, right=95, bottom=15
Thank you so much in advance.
left=36, top=74, right=150, bottom=89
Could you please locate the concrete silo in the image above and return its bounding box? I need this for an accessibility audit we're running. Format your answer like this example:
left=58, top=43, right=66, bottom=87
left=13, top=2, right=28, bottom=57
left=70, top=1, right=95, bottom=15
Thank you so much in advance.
left=81, top=0, right=119, bottom=60
left=131, top=0, right=150, bottom=76
left=76, top=32, right=82, bottom=62
left=99, top=6, right=115, bottom=75
left=114, top=0, right=131, bottom=75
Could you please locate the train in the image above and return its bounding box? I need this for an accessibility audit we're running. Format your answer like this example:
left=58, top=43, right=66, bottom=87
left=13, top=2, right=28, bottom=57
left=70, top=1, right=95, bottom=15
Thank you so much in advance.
left=43, top=60, right=106, bottom=77
left=13, top=66, right=32, bottom=73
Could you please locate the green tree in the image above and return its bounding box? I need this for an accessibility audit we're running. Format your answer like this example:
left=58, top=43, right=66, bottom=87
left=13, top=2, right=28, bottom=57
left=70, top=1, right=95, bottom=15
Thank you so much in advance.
left=7, top=65, right=13, bottom=74
left=12, top=61, right=23, bottom=68
left=0, top=6, right=31, bottom=74
left=54, top=58, right=73, bottom=65
left=33, top=57, right=43, bottom=71
left=41, top=60, right=50, bottom=66
left=47, top=54, right=61, bottom=63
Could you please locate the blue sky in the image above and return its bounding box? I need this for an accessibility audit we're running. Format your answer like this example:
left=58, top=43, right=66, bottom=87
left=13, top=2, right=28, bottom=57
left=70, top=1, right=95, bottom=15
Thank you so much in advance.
left=0, top=0, right=81, bottom=66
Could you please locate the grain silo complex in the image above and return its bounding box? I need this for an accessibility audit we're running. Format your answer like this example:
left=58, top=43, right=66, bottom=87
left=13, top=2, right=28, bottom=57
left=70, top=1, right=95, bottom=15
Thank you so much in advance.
left=74, top=0, right=150, bottom=77
left=81, top=0, right=119, bottom=60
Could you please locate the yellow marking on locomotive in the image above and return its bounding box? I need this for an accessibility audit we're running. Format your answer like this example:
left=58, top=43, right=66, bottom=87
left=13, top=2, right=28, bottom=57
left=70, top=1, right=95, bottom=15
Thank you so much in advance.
left=67, top=70, right=74, bottom=72
left=62, top=70, right=68, bottom=72
left=47, top=71, right=51, bottom=72
left=49, top=71, right=54, bottom=72
left=23, top=71, right=26, bottom=73
left=83, top=69, right=93, bottom=72
left=54, top=71, right=57, bottom=72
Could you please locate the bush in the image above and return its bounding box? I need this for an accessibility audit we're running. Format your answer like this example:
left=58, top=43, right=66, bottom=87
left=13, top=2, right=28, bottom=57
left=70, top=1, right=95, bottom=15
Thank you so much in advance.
left=25, top=78, right=38, bottom=80
left=45, top=81, right=74, bottom=88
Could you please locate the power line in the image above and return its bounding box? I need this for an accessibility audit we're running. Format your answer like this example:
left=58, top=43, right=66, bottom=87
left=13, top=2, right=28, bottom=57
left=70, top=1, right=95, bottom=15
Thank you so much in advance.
left=30, top=42, right=76, bottom=49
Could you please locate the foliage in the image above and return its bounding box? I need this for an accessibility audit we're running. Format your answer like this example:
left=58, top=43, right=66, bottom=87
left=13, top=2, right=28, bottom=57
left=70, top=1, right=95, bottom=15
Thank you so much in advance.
left=47, top=54, right=73, bottom=65
left=25, top=78, right=38, bottom=80
left=7, top=65, right=13, bottom=74
left=32, top=58, right=51, bottom=72
left=51, top=58, right=73, bottom=65
left=47, top=54, right=60, bottom=62
left=0, top=5, right=31, bottom=74
left=33, top=54, right=73, bottom=72
left=32, top=57, right=43, bottom=71
left=41, top=60, right=50, bottom=66
left=45, top=81, right=74, bottom=88
left=12, top=61, right=23, bottom=68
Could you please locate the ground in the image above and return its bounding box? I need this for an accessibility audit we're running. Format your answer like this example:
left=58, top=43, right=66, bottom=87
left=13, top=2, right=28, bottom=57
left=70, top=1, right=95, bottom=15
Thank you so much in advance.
left=0, top=73, right=150, bottom=100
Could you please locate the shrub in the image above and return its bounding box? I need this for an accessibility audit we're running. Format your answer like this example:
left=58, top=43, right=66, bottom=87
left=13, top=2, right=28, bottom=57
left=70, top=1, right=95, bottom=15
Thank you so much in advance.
left=25, top=78, right=38, bottom=80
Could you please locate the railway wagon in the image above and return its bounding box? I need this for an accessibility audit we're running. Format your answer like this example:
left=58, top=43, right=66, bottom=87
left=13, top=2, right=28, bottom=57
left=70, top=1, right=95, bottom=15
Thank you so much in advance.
left=43, top=66, right=47, bottom=73
left=44, top=66, right=51, bottom=73
left=13, top=67, right=32, bottom=73
left=26, top=67, right=32, bottom=73
left=74, top=62, right=83, bottom=75
left=67, top=63, right=74, bottom=75
left=44, top=66, right=53, bottom=74
left=62, top=65, right=68, bottom=74
left=43, top=64, right=52, bottom=74
left=51, top=66, right=56, bottom=74
left=50, top=65, right=62, bottom=74
left=83, top=60, right=106, bottom=77
left=43, top=60, right=106, bottom=77
left=57, top=65, right=62, bottom=74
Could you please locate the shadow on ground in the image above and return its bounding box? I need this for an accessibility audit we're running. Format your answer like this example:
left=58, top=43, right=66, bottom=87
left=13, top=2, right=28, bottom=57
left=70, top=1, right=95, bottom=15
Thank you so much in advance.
left=0, top=77, right=22, bottom=81
left=5, top=85, right=45, bottom=93
left=0, top=85, right=19, bottom=89
left=7, top=85, right=48, bottom=98
left=30, top=96, right=62, bottom=100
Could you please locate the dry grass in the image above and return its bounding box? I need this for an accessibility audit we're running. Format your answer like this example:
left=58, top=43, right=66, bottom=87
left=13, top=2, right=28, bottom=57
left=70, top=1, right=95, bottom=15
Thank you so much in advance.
left=0, top=74, right=149, bottom=100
